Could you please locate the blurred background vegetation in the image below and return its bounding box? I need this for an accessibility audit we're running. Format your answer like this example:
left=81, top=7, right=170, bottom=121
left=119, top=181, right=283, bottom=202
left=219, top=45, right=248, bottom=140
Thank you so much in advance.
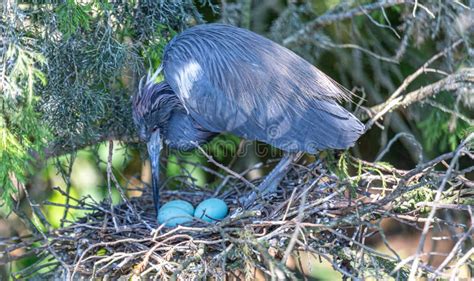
left=1, top=0, right=473, bottom=279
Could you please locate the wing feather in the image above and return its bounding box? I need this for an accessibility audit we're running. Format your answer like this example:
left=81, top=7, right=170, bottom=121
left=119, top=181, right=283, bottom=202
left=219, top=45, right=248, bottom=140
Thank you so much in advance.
left=163, top=24, right=364, bottom=153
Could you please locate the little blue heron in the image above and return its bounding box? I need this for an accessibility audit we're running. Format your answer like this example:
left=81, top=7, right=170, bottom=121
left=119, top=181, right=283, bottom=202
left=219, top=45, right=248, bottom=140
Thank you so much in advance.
left=132, top=24, right=364, bottom=214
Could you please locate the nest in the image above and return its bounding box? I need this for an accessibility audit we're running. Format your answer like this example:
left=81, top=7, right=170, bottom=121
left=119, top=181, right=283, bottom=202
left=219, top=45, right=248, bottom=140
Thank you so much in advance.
left=6, top=150, right=473, bottom=280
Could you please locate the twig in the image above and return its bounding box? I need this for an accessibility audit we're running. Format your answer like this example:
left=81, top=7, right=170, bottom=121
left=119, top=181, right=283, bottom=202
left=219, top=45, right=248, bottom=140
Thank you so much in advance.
left=106, top=140, right=119, bottom=231
left=193, top=143, right=257, bottom=190
left=408, top=133, right=474, bottom=279
left=375, top=132, right=423, bottom=163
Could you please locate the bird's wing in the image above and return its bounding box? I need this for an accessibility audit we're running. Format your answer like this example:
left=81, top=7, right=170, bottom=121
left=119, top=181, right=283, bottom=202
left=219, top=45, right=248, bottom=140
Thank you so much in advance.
left=163, top=24, right=364, bottom=153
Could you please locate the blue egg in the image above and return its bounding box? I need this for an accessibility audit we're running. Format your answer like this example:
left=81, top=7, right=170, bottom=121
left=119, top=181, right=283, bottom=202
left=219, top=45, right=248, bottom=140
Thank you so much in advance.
left=161, top=200, right=194, bottom=215
left=157, top=206, right=193, bottom=227
left=194, top=198, right=228, bottom=223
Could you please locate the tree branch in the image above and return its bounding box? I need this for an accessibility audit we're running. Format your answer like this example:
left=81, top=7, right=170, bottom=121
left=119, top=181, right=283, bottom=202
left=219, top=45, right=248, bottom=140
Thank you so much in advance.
left=283, top=0, right=411, bottom=46
left=37, top=133, right=138, bottom=160
left=360, top=68, right=474, bottom=130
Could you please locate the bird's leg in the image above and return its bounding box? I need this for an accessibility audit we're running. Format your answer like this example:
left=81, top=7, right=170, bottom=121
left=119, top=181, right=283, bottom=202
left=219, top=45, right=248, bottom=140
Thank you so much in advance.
left=243, top=152, right=301, bottom=208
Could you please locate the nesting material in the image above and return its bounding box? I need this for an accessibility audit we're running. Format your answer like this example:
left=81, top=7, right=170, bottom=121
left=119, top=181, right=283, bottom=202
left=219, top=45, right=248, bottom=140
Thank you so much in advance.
left=8, top=154, right=472, bottom=280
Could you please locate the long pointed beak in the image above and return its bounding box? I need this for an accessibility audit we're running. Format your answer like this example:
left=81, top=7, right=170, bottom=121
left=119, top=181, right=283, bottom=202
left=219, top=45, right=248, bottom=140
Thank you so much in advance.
left=147, top=131, right=161, bottom=215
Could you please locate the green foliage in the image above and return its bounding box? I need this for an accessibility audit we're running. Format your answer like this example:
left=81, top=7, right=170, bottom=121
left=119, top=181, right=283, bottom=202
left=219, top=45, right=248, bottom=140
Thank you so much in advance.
left=205, top=134, right=240, bottom=163
left=366, top=166, right=388, bottom=194
left=163, top=134, right=241, bottom=190
left=1, top=43, right=50, bottom=213
left=327, top=151, right=358, bottom=197
left=5, top=45, right=47, bottom=101
left=0, top=105, right=48, bottom=193
left=394, top=185, right=435, bottom=213
left=324, top=152, right=339, bottom=175
left=145, top=24, right=178, bottom=69
left=39, top=0, right=210, bottom=152
left=1, top=0, right=210, bottom=214
left=0, top=128, right=29, bottom=211
left=418, top=105, right=471, bottom=153
left=56, top=0, right=92, bottom=39
left=336, top=151, right=350, bottom=179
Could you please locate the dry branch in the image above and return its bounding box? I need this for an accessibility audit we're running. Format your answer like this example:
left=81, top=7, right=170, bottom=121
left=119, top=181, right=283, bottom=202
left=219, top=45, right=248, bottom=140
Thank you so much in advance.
left=361, top=68, right=474, bottom=128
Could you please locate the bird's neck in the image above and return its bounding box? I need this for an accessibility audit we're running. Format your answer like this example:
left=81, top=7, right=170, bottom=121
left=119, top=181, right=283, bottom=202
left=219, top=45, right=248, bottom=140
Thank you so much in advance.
left=151, top=90, right=184, bottom=127
left=162, top=110, right=216, bottom=151
left=148, top=83, right=215, bottom=150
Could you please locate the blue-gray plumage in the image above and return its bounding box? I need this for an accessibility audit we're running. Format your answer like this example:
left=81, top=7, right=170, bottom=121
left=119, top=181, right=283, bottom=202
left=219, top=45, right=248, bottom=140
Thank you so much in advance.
left=132, top=24, right=364, bottom=214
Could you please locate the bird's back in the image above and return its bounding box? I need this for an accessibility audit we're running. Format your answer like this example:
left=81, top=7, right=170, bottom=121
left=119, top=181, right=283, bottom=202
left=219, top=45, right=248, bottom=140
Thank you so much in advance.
left=163, top=24, right=351, bottom=101
left=162, top=24, right=364, bottom=153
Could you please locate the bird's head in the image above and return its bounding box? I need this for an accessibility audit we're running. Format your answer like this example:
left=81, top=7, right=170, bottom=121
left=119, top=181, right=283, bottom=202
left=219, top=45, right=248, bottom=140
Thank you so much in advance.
left=132, top=70, right=179, bottom=214
left=132, top=81, right=176, bottom=140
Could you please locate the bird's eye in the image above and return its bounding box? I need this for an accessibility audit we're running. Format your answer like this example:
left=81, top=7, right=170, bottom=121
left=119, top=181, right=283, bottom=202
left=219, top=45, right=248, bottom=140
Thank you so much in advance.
left=152, top=125, right=159, bottom=132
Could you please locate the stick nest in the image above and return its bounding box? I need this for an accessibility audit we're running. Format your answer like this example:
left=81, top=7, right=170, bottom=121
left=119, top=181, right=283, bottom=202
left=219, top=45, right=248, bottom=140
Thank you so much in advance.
left=7, top=149, right=474, bottom=280
left=55, top=161, right=357, bottom=280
